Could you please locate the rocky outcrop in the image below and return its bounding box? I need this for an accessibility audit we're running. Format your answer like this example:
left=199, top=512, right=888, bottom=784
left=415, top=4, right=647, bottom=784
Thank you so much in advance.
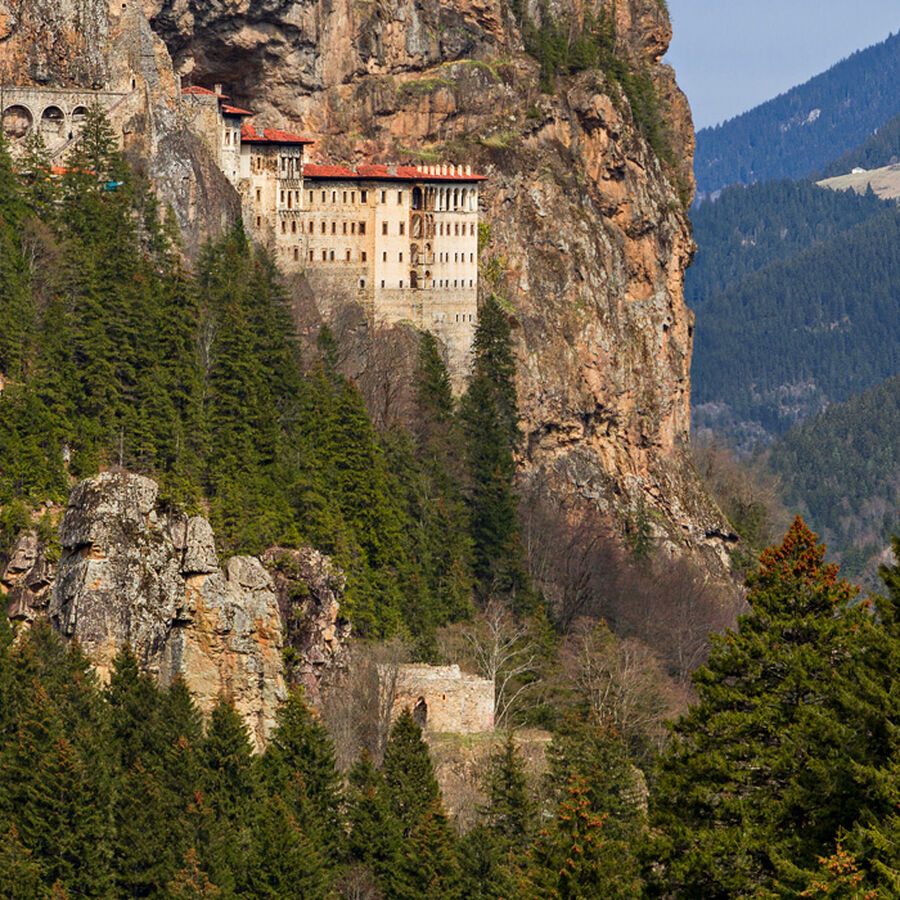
left=260, top=546, right=350, bottom=706
left=1, top=531, right=55, bottom=621
left=47, top=472, right=285, bottom=750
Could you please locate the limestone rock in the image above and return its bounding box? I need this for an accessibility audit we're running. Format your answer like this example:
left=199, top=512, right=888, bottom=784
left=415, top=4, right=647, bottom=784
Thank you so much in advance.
left=260, top=546, right=351, bottom=706
left=2, top=532, right=55, bottom=621
left=47, top=471, right=285, bottom=750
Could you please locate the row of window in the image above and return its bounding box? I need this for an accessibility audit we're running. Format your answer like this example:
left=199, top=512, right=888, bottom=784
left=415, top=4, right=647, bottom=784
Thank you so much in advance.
left=281, top=219, right=368, bottom=236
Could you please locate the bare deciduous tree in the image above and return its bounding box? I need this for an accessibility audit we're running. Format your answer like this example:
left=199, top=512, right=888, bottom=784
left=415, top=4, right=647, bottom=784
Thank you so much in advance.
left=460, top=601, right=538, bottom=728
left=320, top=638, right=409, bottom=769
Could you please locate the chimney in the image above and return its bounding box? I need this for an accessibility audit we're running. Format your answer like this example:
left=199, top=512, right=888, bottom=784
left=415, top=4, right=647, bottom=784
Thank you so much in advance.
left=466, top=164, right=471, bottom=176
left=214, top=83, right=223, bottom=96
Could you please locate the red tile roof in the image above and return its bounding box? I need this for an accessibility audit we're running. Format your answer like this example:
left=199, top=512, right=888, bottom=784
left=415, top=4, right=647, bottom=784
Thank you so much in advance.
left=222, top=104, right=254, bottom=116
left=241, top=123, right=314, bottom=145
left=304, top=163, right=486, bottom=182
left=181, top=85, right=230, bottom=100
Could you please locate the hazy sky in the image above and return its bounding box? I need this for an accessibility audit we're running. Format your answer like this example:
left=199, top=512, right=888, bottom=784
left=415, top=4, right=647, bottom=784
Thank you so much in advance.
left=665, top=1, right=900, bottom=130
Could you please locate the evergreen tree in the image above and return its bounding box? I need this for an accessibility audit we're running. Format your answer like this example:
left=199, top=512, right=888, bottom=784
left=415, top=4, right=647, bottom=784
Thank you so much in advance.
left=647, top=518, right=884, bottom=898
left=523, top=779, right=642, bottom=900
left=382, top=709, right=443, bottom=835
left=259, top=689, right=342, bottom=860
left=460, top=294, right=529, bottom=606
left=481, top=732, right=535, bottom=851
left=345, top=752, right=408, bottom=898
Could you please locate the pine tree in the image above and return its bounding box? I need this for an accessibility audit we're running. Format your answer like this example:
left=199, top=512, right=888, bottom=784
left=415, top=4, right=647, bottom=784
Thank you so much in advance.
left=481, top=731, right=535, bottom=851
left=0, top=825, right=45, bottom=899
left=647, top=518, right=882, bottom=898
left=523, top=779, right=642, bottom=900
left=196, top=698, right=256, bottom=893
left=382, top=709, right=443, bottom=836
left=345, top=752, right=409, bottom=898
left=460, top=294, right=529, bottom=606
left=259, top=689, right=342, bottom=860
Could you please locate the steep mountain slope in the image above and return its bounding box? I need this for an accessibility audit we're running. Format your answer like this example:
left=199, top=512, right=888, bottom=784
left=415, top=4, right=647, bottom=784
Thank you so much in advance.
left=767, top=374, right=900, bottom=584
left=819, top=109, right=900, bottom=178
left=136, top=0, right=730, bottom=566
left=686, top=179, right=889, bottom=308
left=692, top=207, right=900, bottom=446
left=694, top=31, right=900, bottom=193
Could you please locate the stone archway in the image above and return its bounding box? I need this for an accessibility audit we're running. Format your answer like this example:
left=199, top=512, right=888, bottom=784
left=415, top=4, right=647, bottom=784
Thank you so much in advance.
left=413, top=696, right=427, bottom=728
left=2, top=104, right=33, bottom=140
left=40, top=105, right=66, bottom=141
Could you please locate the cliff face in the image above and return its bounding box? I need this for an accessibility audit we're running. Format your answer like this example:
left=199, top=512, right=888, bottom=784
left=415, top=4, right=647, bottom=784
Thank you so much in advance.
left=1, top=474, right=351, bottom=749
left=140, top=0, right=728, bottom=564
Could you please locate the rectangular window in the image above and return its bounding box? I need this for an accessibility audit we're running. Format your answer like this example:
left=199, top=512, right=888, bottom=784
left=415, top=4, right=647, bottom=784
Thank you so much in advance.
left=399, top=222, right=405, bottom=235
left=360, top=278, right=366, bottom=288
left=359, top=222, right=366, bottom=235
left=322, top=250, right=327, bottom=261
left=351, top=222, right=356, bottom=234
left=399, top=279, right=404, bottom=288
left=256, top=188, right=261, bottom=202
left=455, top=223, right=459, bottom=235
left=361, top=190, right=368, bottom=203
left=309, top=220, right=314, bottom=232
left=381, top=190, right=386, bottom=204
left=471, top=223, right=476, bottom=235
left=382, top=223, right=388, bottom=235
left=397, top=191, right=403, bottom=204
left=309, top=249, right=314, bottom=261
left=399, top=252, right=403, bottom=262
left=321, top=191, right=326, bottom=202
left=361, top=251, right=367, bottom=262
left=382, top=251, right=387, bottom=262
left=351, top=191, right=356, bottom=203
left=321, top=221, right=326, bottom=233
left=332, top=191, right=337, bottom=203
left=381, top=279, right=385, bottom=288
left=309, top=190, right=314, bottom=203
left=343, top=191, right=347, bottom=203
left=256, top=216, right=261, bottom=227
left=280, top=191, right=285, bottom=204
left=343, top=222, right=348, bottom=234
left=293, top=248, right=299, bottom=260
left=346, top=249, right=351, bottom=261
left=281, top=222, right=286, bottom=234
left=330, top=250, right=335, bottom=261
left=332, top=222, right=336, bottom=234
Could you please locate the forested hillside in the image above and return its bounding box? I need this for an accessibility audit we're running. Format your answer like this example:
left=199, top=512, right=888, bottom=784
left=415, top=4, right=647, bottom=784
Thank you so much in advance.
left=691, top=206, right=900, bottom=443
left=686, top=179, right=889, bottom=307
left=819, top=109, right=900, bottom=178
left=766, top=375, right=900, bottom=582
left=0, top=109, right=539, bottom=650
left=694, top=30, right=900, bottom=192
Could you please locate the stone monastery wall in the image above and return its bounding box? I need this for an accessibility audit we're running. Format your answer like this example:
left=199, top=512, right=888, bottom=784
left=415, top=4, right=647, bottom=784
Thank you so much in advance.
left=387, top=664, right=494, bottom=734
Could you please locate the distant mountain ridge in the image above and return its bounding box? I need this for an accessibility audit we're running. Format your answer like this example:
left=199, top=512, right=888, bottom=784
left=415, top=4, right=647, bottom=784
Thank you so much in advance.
left=694, top=30, right=900, bottom=193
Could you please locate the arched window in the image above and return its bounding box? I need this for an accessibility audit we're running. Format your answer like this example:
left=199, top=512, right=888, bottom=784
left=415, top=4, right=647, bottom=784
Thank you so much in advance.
left=2, top=105, right=32, bottom=140
left=412, top=186, right=423, bottom=210
left=40, top=106, right=65, bottom=138
left=410, top=270, right=418, bottom=289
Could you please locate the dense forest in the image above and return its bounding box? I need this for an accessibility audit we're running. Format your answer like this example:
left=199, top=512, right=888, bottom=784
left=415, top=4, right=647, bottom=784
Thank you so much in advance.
left=691, top=206, right=900, bottom=442
left=7, top=522, right=900, bottom=897
left=766, top=374, right=900, bottom=582
left=0, top=107, right=536, bottom=651
left=694, top=30, right=900, bottom=192
left=819, top=109, right=900, bottom=178
left=686, top=178, right=889, bottom=307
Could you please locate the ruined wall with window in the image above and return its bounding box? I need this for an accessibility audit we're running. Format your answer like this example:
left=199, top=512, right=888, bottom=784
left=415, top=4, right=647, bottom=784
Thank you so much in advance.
left=384, top=664, right=494, bottom=734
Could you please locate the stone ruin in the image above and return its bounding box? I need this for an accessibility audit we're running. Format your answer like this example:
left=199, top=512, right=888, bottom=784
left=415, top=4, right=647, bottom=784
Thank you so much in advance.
left=386, top=663, right=494, bottom=734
